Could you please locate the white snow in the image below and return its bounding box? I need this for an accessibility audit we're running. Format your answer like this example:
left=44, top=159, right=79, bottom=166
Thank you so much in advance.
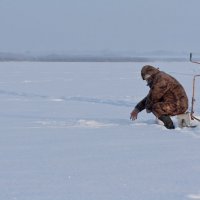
left=0, top=61, right=200, bottom=200
left=188, top=194, right=200, bottom=199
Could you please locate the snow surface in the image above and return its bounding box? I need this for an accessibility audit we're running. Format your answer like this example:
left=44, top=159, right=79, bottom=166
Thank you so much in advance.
left=0, top=61, right=200, bottom=200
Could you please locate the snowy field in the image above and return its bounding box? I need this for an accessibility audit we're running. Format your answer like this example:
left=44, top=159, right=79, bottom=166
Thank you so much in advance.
left=0, top=61, right=200, bottom=200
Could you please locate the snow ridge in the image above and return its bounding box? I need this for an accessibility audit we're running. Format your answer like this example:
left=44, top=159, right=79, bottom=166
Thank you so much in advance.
left=0, top=89, right=135, bottom=107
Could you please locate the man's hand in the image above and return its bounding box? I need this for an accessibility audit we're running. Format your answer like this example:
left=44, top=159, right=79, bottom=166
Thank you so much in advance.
left=130, top=109, right=139, bottom=120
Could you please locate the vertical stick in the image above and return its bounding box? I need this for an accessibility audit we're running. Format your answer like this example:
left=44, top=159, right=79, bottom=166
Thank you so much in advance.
left=191, top=75, right=200, bottom=119
left=190, top=52, right=200, bottom=64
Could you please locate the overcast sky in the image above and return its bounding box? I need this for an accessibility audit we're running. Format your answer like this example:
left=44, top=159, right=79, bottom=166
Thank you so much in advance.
left=0, top=0, right=200, bottom=54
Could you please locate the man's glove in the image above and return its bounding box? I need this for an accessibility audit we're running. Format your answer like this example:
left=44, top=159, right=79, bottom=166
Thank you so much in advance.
left=130, top=108, right=139, bottom=120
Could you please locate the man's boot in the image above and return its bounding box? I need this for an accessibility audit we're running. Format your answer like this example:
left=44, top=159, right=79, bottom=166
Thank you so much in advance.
left=158, top=115, right=175, bottom=129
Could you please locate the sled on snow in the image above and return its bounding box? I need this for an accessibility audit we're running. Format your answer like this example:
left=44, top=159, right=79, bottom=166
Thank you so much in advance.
left=177, top=112, right=198, bottom=128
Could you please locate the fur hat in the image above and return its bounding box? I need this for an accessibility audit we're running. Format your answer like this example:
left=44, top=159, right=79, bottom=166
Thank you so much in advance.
left=141, top=65, right=160, bottom=80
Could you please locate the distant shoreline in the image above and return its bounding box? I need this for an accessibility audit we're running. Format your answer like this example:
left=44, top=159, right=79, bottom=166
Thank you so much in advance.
left=0, top=56, right=188, bottom=62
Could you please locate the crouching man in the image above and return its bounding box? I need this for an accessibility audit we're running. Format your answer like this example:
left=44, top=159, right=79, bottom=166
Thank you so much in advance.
left=130, top=65, right=188, bottom=129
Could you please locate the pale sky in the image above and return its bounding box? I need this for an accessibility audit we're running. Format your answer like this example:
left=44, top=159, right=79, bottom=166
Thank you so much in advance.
left=0, top=0, right=200, bottom=54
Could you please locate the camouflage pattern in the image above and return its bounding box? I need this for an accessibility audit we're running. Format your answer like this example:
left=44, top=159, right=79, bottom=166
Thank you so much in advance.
left=135, top=65, right=188, bottom=118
